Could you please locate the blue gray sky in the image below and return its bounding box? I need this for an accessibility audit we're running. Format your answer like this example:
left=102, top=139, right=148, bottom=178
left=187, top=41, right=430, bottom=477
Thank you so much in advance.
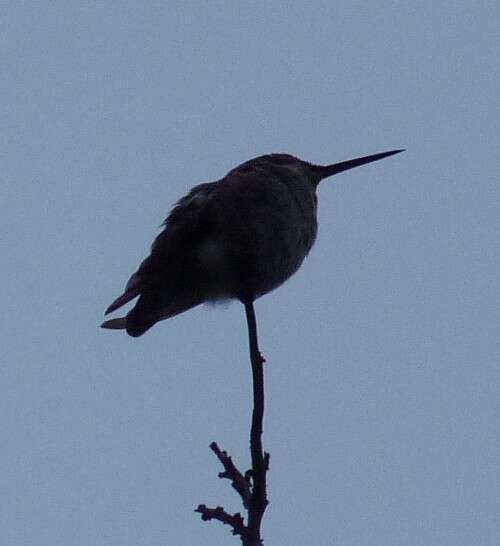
left=2, top=3, right=499, bottom=545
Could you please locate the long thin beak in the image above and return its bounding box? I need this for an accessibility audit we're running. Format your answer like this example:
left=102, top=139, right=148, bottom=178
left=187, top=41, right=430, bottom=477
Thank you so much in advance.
left=313, top=149, right=404, bottom=181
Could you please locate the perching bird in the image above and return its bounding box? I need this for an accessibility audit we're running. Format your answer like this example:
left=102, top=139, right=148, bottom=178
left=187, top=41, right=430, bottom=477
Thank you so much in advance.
left=102, top=149, right=403, bottom=337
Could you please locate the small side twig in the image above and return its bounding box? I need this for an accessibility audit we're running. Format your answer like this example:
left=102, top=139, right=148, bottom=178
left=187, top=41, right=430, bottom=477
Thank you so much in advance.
left=196, top=300, right=270, bottom=545
left=195, top=505, right=246, bottom=537
left=210, top=441, right=251, bottom=509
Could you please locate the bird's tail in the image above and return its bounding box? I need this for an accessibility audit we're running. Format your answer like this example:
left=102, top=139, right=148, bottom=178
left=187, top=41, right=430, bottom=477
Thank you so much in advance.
left=123, top=296, right=160, bottom=337
left=100, top=296, right=159, bottom=337
left=101, top=317, right=127, bottom=330
left=100, top=312, right=154, bottom=337
left=101, top=292, right=205, bottom=337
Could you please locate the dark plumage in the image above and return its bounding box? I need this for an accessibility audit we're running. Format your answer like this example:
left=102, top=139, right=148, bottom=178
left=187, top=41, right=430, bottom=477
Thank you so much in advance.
left=102, top=150, right=403, bottom=336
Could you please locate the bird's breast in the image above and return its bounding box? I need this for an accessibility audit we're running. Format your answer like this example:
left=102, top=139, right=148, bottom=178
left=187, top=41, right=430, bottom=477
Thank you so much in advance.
left=250, top=191, right=318, bottom=296
left=198, top=177, right=318, bottom=300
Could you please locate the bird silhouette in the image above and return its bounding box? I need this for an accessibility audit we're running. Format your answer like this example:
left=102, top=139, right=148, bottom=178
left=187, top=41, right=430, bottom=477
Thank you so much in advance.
left=102, top=149, right=403, bottom=337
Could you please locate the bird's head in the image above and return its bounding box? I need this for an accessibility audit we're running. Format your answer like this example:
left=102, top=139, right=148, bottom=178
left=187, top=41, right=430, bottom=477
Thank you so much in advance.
left=233, top=150, right=404, bottom=188
left=228, top=150, right=404, bottom=191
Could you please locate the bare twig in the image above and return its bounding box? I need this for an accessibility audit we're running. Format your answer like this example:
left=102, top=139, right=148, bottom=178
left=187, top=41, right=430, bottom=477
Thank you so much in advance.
left=244, top=300, right=269, bottom=546
left=210, top=441, right=251, bottom=509
left=196, top=300, right=270, bottom=545
left=195, top=505, right=246, bottom=537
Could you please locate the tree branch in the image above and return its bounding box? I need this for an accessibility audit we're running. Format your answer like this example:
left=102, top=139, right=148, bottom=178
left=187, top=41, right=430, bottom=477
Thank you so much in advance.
left=196, top=300, right=270, bottom=545
left=209, top=441, right=250, bottom=509
left=195, top=505, right=246, bottom=537
left=244, top=300, right=269, bottom=546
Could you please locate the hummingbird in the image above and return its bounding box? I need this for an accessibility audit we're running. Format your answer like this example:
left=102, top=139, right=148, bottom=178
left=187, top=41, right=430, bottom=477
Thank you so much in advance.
left=102, top=149, right=403, bottom=337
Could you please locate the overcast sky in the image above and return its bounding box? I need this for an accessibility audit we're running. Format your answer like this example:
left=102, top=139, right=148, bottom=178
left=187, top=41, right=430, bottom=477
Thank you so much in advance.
left=2, top=3, right=499, bottom=545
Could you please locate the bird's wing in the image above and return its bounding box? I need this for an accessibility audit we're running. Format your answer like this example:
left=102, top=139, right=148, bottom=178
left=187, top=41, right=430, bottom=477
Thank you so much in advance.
left=103, top=181, right=219, bottom=317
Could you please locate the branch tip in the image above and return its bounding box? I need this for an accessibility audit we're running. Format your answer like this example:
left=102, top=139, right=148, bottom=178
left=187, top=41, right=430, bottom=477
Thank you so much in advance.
left=197, top=301, right=269, bottom=544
